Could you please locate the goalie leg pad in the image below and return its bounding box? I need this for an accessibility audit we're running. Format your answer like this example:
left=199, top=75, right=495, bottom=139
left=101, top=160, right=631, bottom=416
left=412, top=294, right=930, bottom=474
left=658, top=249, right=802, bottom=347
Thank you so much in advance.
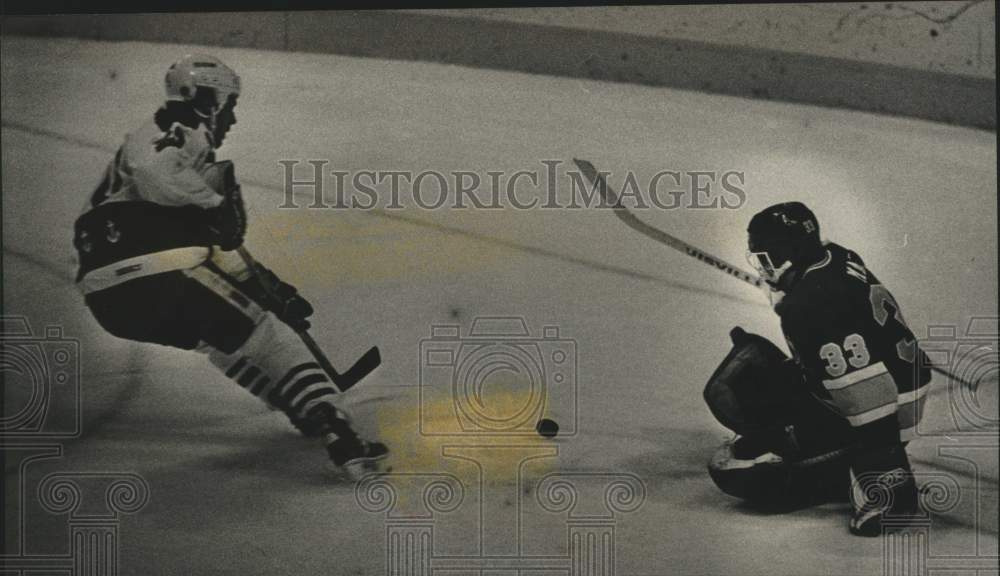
left=708, top=436, right=852, bottom=509
left=708, top=437, right=787, bottom=503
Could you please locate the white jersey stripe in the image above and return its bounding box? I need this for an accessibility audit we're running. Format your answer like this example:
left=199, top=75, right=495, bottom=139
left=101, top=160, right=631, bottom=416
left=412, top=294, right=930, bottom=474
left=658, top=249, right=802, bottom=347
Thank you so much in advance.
left=823, top=361, right=889, bottom=390
left=897, top=384, right=930, bottom=404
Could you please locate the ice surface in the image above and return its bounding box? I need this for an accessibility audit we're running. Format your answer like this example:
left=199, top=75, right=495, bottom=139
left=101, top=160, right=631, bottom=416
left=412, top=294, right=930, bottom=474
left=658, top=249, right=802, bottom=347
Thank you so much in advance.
left=3, top=36, right=996, bottom=575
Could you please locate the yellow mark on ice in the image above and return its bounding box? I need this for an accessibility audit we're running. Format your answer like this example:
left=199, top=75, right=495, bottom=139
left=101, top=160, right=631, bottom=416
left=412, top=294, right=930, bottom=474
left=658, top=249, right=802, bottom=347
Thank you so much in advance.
left=375, top=383, right=558, bottom=495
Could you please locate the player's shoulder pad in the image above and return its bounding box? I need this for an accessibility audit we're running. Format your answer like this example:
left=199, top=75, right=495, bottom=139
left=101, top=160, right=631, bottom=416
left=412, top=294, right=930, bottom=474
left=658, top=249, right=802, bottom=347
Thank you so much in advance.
left=151, top=122, right=213, bottom=160
left=778, top=245, right=854, bottom=319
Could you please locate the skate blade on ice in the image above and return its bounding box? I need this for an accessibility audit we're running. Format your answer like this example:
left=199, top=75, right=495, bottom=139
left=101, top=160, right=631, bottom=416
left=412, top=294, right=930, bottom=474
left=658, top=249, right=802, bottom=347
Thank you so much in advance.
left=328, top=453, right=392, bottom=481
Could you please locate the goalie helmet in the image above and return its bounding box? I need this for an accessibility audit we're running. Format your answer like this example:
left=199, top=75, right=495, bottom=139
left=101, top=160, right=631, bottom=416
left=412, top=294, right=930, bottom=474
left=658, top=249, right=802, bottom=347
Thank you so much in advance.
left=746, top=201, right=822, bottom=286
left=164, top=54, right=241, bottom=112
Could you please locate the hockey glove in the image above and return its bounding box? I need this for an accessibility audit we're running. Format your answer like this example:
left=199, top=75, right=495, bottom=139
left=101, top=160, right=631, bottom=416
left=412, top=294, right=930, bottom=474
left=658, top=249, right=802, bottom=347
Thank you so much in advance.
left=849, top=442, right=920, bottom=537
left=202, top=159, right=237, bottom=195
left=239, top=265, right=314, bottom=331
left=204, top=161, right=246, bottom=251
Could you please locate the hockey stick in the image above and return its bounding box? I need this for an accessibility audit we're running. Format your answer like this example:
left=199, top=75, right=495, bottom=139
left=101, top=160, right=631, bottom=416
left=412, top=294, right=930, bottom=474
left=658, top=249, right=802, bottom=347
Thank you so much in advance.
left=576, top=158, right=982, bottom=390
left=235, top=246, right=381, bottom=393
left=572, top=158, right=765, bottom=289
left=927, top=365, right=982, bottom=391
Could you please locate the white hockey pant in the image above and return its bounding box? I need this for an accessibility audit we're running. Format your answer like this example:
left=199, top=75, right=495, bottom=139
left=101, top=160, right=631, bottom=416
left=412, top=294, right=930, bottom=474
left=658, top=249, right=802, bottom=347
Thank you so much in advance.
left=184, top=265, right=353, bottom=434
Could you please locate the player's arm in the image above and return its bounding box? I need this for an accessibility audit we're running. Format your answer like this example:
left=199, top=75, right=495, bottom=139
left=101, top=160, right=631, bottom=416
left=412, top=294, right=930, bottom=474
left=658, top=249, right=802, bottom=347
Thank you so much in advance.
left=132, top=123, right=223, bottom=209
left=198, top=161, right=313, bottom=330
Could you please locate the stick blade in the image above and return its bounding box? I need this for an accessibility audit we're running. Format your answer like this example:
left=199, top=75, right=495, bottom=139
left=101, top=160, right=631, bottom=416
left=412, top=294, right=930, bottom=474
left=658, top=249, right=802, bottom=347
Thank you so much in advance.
left=331, top=346, right=382, bottom=392
left=572, top=158, right=619, bottom=207
left=572, top=157, right=595, bottom=174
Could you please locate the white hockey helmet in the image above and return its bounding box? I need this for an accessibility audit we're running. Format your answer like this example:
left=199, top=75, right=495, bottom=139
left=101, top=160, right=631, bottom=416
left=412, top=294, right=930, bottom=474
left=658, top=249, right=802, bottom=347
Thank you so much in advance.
left=164, top=54, right=241, bottom=111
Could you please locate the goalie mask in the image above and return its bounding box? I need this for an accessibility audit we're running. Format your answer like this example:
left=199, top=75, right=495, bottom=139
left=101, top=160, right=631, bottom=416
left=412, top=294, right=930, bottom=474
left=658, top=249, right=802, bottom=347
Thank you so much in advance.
left=746, top=202, right=822, bottom=287
left=164, top=54, right=241, bottom=146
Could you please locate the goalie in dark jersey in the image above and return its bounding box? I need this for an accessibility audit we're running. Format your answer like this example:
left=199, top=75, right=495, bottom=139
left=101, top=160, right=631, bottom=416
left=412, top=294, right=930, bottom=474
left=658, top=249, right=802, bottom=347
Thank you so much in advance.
left=703, top=201, right=931, bottom=536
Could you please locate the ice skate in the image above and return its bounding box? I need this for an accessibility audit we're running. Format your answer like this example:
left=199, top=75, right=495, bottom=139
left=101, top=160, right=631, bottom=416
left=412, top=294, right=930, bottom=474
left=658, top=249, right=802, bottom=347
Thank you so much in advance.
left=326, top=436, right=391, bottom=480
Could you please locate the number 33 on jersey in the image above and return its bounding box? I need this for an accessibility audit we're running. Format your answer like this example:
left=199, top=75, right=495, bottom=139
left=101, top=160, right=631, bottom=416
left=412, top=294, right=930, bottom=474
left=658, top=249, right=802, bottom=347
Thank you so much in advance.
left=778, top=243, right=932, bottom=442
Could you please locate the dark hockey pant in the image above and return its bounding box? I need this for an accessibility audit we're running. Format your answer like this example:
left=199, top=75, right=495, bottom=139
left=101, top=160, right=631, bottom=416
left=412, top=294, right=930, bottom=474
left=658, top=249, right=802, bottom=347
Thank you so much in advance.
left=84, top=262, right=352, bottom=435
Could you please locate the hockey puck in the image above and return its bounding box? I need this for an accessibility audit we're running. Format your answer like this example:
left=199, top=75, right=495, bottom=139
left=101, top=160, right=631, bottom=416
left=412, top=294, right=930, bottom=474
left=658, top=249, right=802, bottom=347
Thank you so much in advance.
left=536, top=418, right=559, bottom=438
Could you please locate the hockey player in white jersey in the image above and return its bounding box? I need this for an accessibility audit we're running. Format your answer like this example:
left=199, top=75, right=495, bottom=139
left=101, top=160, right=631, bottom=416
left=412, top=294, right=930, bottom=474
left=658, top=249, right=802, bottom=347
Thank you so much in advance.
left=73, top=54, right=389, bottom=479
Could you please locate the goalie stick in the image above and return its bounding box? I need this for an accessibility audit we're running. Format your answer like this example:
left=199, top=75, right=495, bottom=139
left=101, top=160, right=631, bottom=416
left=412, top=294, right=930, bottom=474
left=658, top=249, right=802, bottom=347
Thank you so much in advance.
left=573, top=158, right=764, bottom=288
left=575, top=158, right=980, bottom=390
left=236, top=246, right=381, bottom=393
